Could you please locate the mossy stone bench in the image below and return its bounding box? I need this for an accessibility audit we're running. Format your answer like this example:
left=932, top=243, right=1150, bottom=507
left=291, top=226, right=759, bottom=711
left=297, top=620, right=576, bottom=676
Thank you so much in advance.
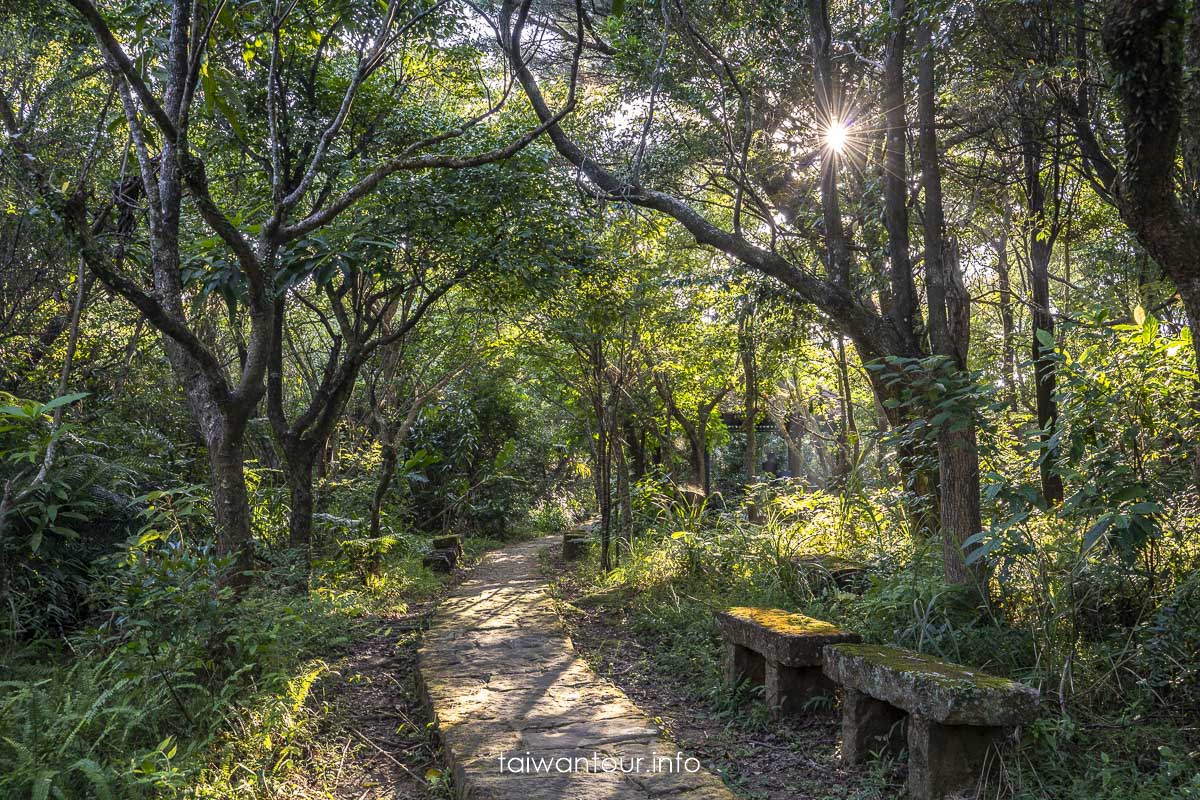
left=714, top=607, right=861, bottom=716
left=562, top=528, right=591, bottom=561
left=422, top=546, right=458, bottom=574
left=823, top=643, right=1039, bottom=800
left=793, top=555, right=869, bottom=594
left=432, top=534, right=463, bottom=557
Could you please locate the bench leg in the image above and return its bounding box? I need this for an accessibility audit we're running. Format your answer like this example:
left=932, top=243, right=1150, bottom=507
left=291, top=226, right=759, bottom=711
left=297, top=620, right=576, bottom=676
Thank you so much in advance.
left=840, top=688, right=907, bottom=764
left=906, top=714, right=1006, bottom=800
left=722, top=642, right=765, bottom=691
left=765, top=662, right=834, bottom=716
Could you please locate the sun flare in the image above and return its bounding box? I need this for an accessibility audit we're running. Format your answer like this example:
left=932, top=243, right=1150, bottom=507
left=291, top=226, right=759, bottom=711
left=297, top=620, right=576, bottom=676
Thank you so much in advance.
left=825, top=120, right=849, bottom=153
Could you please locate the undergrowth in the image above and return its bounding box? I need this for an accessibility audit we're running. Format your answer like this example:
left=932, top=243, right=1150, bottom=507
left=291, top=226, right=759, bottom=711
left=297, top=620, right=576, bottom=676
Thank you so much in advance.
left=558, top=482, right=1200, bottom=799
left=0, top=531, right=493, bottom=799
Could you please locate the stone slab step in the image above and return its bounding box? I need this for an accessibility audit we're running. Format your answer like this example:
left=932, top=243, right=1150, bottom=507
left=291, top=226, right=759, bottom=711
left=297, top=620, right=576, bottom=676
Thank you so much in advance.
left=418, top=535, right=735, bottom=800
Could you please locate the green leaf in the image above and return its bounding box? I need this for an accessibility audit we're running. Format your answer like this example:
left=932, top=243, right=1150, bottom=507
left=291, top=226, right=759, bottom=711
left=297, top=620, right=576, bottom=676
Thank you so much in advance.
left=70, top=759, right=112, bottom=800
left=201, top=61, right=217, bottom=115
left=1083, top=516, right=1112, bottom=554
left=33, top=774, right=52, bottom=800
left=39, top=392, right=89, bottom=413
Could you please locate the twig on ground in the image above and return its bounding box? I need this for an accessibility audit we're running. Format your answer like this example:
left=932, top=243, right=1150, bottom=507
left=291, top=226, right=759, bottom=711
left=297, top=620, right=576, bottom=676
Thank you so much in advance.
left=334, top=736, right=351, bottom=784
left=351, top=727, right=428, bottom=785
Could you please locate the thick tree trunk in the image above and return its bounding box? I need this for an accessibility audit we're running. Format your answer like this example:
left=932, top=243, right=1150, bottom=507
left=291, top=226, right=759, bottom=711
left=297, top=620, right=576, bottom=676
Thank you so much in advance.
left=208, top=425, right=255, bottom=582
left=1100, top=0, right=1200, bottom=486
left=285, top=443, right=317, bottom=558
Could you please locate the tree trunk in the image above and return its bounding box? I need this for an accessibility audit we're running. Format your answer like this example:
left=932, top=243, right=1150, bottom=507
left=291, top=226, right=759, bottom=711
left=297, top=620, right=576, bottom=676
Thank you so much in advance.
left=614, top=431, right=633, bottom=559
left=596, top=419, right=612, bottom=571
left=369, top=443, right=398, bottom=540
left=994, top=222, right=1017, bottom=410
left=1085, top=0, right=1200, bottom=486
left=882, top=0, right=922, bottom=356
left=208, top=424, right=255, bottom=584
left=917, top=17, right=982, bottom=590
left=626, top=420, right=647, bottom=481
left=807, top=0, right=852, bottom=289
left=1030, top=236, right=1065, bottom=506
left=739, top=310, right=760, bottom=521
left=835, top=337, right=859, bottom=483
left=786, top=416, right=803, bottom=478
left=1021, top=109, right=1065, bottom=506
left=690, top=423, right=707, bottom=495
left=285, top=443, right=317, bottom=559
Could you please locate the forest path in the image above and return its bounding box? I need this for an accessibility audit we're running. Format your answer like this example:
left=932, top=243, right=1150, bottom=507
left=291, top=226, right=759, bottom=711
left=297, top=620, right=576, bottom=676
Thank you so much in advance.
left=418, top=534, right=736, bottom=799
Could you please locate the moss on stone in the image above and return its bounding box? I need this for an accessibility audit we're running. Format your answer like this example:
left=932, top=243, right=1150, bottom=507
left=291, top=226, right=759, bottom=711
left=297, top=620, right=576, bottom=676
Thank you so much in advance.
left=794, top=555, right=866, bottom=572
left=830, top=643, right=1019, bottom=691
left=726, top=607, right=845, bottom=636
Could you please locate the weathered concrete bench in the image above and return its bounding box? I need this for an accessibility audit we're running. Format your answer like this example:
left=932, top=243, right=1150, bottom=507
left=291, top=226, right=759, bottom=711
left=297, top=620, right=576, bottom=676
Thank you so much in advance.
left=823, top=644, right=1039, bottom=800
left=422, top=542, right=459, bottom=574
left=714, top=607, right=861, bottom=716
left=431, top=534, right=463, bottom=557
left=561, top=528, right=591, bottom=561
left=793, top=555, right=869, bottom=594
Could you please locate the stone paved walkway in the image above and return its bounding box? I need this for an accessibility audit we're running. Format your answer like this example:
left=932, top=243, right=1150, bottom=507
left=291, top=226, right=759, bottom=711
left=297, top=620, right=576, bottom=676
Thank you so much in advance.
left=418, top=536, right=736, bottom=799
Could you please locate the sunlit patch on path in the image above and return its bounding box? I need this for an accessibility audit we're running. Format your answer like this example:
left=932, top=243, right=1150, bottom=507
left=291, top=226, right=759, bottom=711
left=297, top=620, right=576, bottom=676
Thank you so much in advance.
left=418, top=535, right=735, bottom=799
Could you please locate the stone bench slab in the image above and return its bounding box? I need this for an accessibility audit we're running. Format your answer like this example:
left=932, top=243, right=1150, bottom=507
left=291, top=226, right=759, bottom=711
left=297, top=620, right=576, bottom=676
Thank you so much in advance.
left=793, top=555, right=870, bottom=593
left=433, top=534, right=464, bottom=556
left=823, top=643, right=1039, bottom=727
left=714, top=607, right=861, bottom=666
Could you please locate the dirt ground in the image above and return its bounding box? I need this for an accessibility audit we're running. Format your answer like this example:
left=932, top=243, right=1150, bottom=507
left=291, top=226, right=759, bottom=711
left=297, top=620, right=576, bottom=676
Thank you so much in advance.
left=281, top=598, right=453, bottom=798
